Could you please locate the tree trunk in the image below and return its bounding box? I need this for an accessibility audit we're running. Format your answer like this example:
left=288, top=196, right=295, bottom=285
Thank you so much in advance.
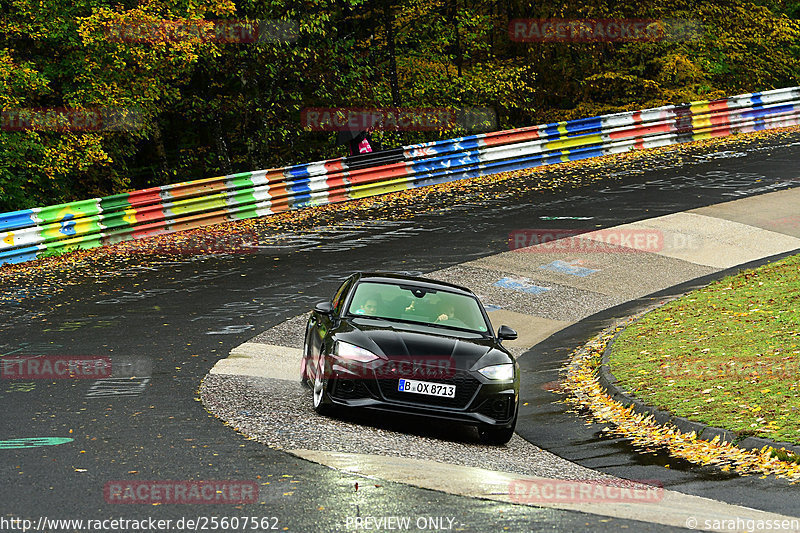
left=383, top=4, right=401, bottom=107
left=213, top=116, right=233, bottom=175
left=151, top=123, right=171, bottom=183
left=452, top=0, right=462, bottom=77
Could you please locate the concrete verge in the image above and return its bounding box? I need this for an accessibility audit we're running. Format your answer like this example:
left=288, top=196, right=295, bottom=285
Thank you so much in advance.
left=209, top=342, right=302, bottom=381
left=289, top=449, right=800, bottom=532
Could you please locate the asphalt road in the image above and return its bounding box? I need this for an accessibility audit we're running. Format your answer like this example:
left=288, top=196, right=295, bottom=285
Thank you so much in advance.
left=2, top=133, right=799, bottom=532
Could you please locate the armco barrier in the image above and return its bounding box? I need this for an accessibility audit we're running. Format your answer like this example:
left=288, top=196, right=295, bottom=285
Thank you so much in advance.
left=2, top=87, right=800, bottom=266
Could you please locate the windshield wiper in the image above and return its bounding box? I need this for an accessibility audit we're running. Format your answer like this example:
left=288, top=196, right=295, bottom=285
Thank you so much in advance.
left=354, top=315, right=483, bottom=334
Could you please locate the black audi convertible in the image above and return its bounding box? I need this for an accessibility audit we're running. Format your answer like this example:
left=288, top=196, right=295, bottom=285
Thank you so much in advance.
left=301, top=272, right=520, bottom=444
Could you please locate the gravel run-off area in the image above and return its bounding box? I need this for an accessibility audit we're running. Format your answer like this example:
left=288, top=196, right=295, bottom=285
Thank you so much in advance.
left=201, top=373, right=614, bottom=482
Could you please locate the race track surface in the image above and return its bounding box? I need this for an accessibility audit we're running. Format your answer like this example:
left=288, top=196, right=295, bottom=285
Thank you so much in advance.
left=2, top=132, right=800, bottom=532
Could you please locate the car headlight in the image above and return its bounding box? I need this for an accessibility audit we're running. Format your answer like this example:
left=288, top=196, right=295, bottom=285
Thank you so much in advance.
left=333, top=341, right=380, bottom=362
left=477, top=363, right=514, bottom=381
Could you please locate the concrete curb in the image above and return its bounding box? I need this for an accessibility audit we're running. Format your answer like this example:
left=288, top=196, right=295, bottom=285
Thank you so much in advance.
left=598, top=297, right=800, bottom=458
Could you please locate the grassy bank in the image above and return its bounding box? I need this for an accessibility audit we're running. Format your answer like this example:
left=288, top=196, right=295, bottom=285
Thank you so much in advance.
left=610, top=253, right=800, bottom=444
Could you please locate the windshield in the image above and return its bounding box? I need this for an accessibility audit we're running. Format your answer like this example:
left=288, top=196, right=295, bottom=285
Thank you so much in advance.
left=346, top=281, right=490, bottom=334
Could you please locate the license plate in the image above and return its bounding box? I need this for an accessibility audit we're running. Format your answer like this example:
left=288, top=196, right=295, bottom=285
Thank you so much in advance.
left=397, top=379, right=456, bottom=398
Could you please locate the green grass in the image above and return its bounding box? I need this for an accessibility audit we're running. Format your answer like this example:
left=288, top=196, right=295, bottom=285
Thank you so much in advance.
left=610, top=253, right=800, bottom=444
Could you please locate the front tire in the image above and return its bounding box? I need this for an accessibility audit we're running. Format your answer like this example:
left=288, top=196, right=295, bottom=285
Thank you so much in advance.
left=312, top=360, right=334, bottom=416
left=478, top=408, right=517, bottom=445
left=478, top=425, right=515, bottom=445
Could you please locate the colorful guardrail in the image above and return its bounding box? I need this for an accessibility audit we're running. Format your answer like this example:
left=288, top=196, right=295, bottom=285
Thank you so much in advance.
left=2, top=86, right=800, bottom=266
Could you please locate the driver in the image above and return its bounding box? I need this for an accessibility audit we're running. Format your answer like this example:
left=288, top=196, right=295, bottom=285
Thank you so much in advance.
left=354, top=298, right=380, bottom=316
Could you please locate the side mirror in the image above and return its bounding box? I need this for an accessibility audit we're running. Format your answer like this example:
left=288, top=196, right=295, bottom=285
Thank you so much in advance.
left=314, top=301, right=334, bottom=315
left=497, top=325, right=518, bottom=341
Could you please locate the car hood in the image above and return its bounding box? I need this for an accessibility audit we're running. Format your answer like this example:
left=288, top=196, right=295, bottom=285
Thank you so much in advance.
left=336, top=317, right=513, bottom=370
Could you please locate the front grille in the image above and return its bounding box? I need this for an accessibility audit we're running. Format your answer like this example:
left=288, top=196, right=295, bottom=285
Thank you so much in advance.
left=377, top=371, right=480, bottom=409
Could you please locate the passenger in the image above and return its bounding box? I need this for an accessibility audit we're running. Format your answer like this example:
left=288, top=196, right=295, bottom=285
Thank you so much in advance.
left=435, top=302, right=456, bottom=323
